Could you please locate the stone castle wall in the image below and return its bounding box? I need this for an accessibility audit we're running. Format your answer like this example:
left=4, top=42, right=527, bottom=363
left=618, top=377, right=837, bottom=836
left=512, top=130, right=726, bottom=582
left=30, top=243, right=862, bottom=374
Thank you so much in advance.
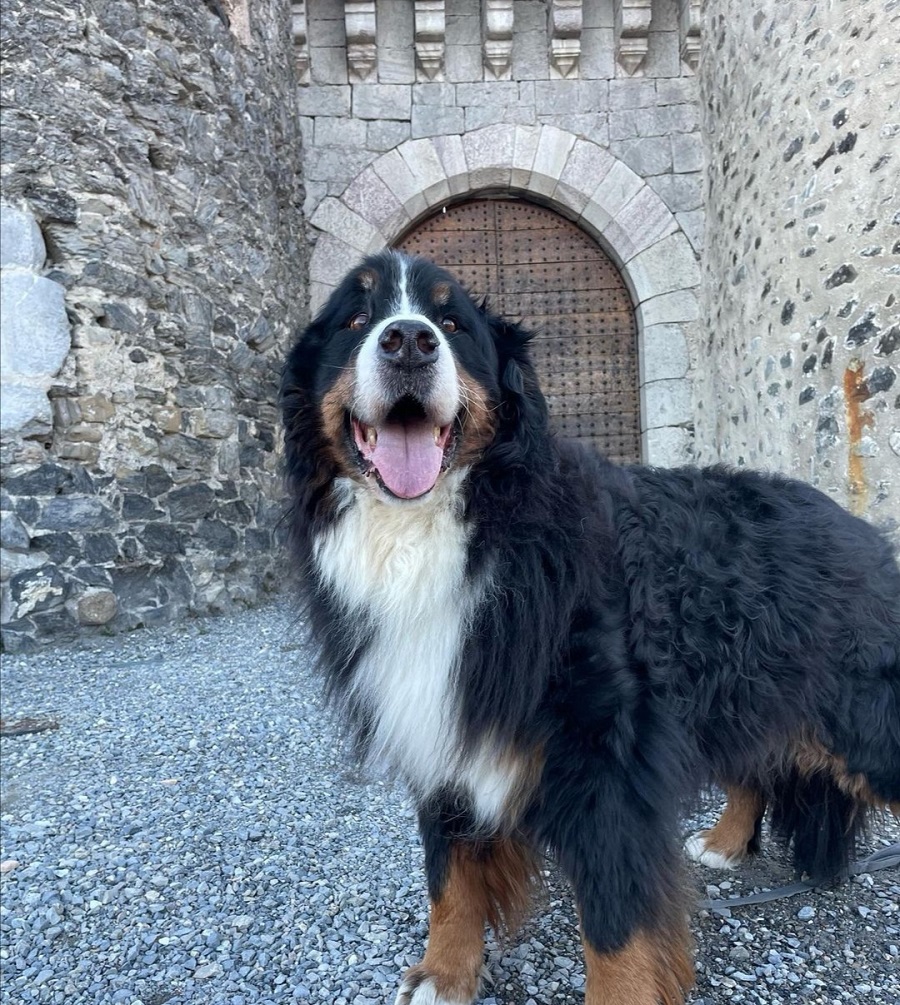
left=0, top=0, right=307, bottom=650
left=696, top=0, right=899, bottom=536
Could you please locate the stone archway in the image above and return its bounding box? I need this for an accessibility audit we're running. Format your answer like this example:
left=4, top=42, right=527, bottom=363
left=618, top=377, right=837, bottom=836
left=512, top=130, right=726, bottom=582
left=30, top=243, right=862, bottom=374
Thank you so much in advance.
left=307, top=125, right=700, bottom=466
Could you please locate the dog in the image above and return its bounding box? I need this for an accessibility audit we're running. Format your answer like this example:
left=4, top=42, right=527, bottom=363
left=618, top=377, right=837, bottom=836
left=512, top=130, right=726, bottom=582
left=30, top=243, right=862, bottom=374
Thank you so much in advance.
left=280, top=250, right=900, bottom=1005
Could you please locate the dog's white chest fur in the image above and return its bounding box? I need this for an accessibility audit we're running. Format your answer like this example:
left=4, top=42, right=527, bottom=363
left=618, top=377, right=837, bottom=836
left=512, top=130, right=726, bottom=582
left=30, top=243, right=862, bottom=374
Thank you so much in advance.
left=313, top=476, right=516, bottom=825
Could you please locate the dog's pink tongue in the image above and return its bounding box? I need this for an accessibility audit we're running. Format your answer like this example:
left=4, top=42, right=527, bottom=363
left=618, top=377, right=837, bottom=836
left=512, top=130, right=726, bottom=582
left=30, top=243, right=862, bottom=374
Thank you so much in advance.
left=372, top=420, right=443, bottom=499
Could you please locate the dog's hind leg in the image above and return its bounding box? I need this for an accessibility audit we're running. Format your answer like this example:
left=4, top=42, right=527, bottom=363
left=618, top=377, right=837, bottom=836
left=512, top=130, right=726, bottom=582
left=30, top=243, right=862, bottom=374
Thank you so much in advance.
left=395, top=835, right=539, bottom=1005
left=684, top=785, right=766, bottom=870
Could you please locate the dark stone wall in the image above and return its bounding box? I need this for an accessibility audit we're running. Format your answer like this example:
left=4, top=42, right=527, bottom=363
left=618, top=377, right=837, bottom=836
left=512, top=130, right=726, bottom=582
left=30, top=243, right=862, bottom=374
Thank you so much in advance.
left=0, top=0, right=307, bottom=650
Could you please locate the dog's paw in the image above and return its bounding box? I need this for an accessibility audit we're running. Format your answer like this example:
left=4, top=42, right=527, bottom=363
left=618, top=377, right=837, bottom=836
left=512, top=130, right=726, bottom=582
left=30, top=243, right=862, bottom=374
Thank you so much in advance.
left=684, top=831, right=742, bottom=870
left=393, top=963, right=485, bottom=1005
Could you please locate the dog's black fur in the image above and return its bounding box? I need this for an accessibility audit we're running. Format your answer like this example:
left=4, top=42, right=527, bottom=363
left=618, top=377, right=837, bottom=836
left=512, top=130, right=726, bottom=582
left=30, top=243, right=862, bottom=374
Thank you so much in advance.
left=281, top=251, right=900, bottom=1000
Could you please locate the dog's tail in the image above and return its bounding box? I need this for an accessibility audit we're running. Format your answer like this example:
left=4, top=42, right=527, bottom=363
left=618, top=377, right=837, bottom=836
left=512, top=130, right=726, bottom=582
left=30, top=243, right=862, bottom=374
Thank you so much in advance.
left=769, top=768, right=867, bottom=882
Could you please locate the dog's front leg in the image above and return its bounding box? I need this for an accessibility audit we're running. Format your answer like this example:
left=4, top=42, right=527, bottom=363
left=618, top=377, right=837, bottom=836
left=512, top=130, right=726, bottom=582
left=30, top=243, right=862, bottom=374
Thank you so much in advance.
left=538, top=712, right=695, bottom=1005
left=395, top=839, right=488, bottom=1005
left=397, top=794, right=538, bottom=1005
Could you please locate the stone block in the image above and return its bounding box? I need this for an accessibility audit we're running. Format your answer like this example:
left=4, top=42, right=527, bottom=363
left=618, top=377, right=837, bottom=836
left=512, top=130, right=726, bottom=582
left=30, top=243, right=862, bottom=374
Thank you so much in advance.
left=303, top=147, right=376, bottom=190
left=535, top=79, right=607, bottom=115
left=628, top=232, right=701, bottom=303
left=75, top=589, right=118, bottom=625
left=634, top=287, right=699, bottom=325
left=311, top=197, right=382, bottom=253
left=465, top=101, right=536, bottom=131
left=373, top=149, right=428, bottom=219
left=1, top=547, right=48, bottom=583
left=610, top=103, right=699, bottom=141
left=432, top=134, right=470, bottom=194
left=412, top=104, right=465, bottom=138
left=353, top=84, right=412, bottom=121
left=343, top=165, right=409, bottom=233
left=671, top=132, right=704, bottom=173
left=413, top=82, right=458, bottom=106
left=315, top=116, right=367, bottom=147
left=609, top=135, right=673, bottom=177
left=657, top=77, right=699, bottom=105
left=530, top=125, right=577, bottom=198
left=641, top=377, right=693, bottom=429
left=511, top=125, right=542, bottom=189
left=676, top=209, right=705, bottom=254
left=296, top=84, right=351, bottom=116
left=36, top=496, right=117, bottom=532
left=580, top=159, right=644, bottom=237
left=512, top=2, right=549, bottom=81
left=8, top=565, right=67, bottom=618
left=308, top=7, right=347, bottom=47
left=463, top=126, right=515, bottom=190
left=399, top=139, right=451, bottom=206
left=0, top=203, right=46, bottom=270
left=0, top=382, right=53, bottom=438
left=643, top=30, right=681, bottom=78
left=446, top=10, right=480, bottom=44
left=640, top=323, right=690, bottom=383
left=581, top=28, right=615, bottom=79
left=541, top=113, right=608, bottom=147
left=0, top=511, right=30, bottom=552
left=609, top=79, right=657, bottom=110
left=377, top=47, right=416, bottom=84
left=445, top=43, right=482, bottom=83
left=456, top=81, right=519, bottom=107
left=310, top=47, right=348, bottom=85
left=0, top=272, right=70, bottom=377
left=367, top=119, right=412, bottom=151
left=646, top=172, right=702, bottom=213
left=310, top=233, right=365, bottom=286
left=602, top=185, right=678, bottom=263
left=555, top=138, right=616, bottom=215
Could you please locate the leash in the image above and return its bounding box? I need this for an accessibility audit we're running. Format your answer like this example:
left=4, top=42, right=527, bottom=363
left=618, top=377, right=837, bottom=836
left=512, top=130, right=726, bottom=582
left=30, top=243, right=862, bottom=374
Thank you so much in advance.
left=698, top=842, right=900, bottom=914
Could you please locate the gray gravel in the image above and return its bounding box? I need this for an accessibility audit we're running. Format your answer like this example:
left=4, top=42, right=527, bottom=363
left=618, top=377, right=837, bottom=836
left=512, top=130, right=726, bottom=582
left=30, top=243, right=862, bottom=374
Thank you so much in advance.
left=1, top=597, right=898, bottom=1005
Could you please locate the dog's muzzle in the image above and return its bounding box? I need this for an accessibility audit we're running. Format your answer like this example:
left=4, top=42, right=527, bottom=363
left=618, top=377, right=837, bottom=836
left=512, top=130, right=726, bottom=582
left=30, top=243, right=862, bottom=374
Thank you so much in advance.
left=352, top=314, right=461, bottom=500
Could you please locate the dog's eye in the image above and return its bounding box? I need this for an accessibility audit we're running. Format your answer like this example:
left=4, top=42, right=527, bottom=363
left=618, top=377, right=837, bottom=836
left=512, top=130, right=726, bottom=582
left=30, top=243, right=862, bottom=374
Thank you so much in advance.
left=441, top=318, right=458, bottom=333
left=348, top=313, right=369, bottom=331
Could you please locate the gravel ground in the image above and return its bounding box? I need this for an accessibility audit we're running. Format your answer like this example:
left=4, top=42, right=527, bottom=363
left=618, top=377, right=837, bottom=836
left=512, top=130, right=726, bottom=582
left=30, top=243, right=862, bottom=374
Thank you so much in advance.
left=1, top=597, right=898, bottom=1005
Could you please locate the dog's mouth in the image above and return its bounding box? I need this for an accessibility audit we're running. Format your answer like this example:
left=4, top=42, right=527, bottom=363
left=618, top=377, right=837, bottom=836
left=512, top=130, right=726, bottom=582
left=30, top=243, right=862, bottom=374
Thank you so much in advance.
left=350, top=396, right=458, bottom=500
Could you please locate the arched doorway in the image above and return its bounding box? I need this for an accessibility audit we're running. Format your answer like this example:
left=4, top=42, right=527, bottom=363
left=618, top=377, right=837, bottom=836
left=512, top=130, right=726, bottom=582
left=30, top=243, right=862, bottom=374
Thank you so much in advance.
left=396, top=197, right=641, bottom=463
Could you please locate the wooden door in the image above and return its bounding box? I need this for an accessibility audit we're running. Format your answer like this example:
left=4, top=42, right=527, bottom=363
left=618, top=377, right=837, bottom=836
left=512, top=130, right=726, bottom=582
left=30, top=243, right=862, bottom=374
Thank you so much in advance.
left=396, top=198, right=641, bottom=462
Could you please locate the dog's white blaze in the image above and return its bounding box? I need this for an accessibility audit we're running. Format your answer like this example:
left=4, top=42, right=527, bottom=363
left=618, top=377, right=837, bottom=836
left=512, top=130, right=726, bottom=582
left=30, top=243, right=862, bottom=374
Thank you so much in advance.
left=353, top=259, right=460, bottom=425
left=314, top=474, right=517, bottom=825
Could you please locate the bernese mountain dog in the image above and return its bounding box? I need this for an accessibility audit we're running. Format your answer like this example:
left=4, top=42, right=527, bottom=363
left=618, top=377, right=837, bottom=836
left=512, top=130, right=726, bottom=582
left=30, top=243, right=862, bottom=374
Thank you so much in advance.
left=280, top=250, right=900, bottom=1005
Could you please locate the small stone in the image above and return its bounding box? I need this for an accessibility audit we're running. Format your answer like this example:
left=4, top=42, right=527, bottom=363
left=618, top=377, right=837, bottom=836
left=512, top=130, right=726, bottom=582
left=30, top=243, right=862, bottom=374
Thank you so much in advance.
left=797, top=905, right=816, bottom=920
left=76, top=590, right=118, bottom=626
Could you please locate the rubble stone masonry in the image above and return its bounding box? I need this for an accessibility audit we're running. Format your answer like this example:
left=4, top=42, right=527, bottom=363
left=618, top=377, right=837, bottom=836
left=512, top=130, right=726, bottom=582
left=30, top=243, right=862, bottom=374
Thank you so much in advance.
left=696, top=0, right=898, bottom=536
left=0, top=0, right=307, bottom=650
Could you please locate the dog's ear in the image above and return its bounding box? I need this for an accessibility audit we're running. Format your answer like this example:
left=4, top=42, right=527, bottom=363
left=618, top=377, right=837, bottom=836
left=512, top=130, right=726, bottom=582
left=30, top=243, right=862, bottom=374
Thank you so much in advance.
left=483, top=312, right=549, bottom=463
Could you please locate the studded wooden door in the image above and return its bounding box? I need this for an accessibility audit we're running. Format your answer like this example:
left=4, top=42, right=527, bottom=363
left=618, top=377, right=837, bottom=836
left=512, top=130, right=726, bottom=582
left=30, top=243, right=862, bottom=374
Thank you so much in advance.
left=395, top=198, right=641, bottom=463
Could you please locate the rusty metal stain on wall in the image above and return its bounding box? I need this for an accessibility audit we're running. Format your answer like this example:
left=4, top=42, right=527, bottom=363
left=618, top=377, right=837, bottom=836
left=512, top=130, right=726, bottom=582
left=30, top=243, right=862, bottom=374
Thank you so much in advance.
left=395, top=197, right=641, bottom=463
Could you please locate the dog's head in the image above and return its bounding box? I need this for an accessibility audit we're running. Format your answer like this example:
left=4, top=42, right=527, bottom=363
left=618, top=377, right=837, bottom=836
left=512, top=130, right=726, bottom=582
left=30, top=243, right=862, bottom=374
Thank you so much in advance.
left=282, top=250, right=546, bottom=506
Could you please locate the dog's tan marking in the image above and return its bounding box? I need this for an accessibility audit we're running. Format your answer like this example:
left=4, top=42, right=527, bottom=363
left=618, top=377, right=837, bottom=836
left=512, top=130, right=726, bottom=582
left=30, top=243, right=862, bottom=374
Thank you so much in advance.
left=792, top=733, right=899, bottom=812
left=697, top=785, right=766, bottom=862
left=400, top=838, right=541, bottom=1002
left=500, top=746, right=544, bottom=833
left=584, top=926, right=694, bottom=1005
left=358, top=267, right=378, bottom=291
left=432, top=281, right=452, bottom=306
left=455, top=366, right=496, bottom=465
left=320, top=368, right=358, bottom=480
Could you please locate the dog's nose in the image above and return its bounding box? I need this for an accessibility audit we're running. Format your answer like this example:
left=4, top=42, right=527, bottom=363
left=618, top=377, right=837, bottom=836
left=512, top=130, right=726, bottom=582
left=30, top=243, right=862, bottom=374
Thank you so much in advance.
left=378, top=321, right=439, bottom=368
